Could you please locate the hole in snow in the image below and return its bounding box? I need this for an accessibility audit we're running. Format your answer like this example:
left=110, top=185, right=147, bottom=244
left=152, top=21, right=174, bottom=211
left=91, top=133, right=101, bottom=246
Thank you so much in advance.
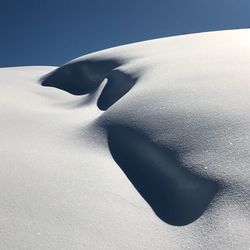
left=41, top=59, right=120, bottom=95
left=41, top=59, right=137, bottom=110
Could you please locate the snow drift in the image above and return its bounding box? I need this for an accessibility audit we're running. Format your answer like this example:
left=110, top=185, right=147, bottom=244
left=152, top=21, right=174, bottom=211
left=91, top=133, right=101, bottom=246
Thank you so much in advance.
left=0, top=30, right=250, bottom=249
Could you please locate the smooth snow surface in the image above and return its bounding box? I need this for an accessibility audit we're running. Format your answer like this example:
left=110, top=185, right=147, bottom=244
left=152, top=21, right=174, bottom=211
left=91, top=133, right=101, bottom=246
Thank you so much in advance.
left=1, top=30, right=250, bottom=249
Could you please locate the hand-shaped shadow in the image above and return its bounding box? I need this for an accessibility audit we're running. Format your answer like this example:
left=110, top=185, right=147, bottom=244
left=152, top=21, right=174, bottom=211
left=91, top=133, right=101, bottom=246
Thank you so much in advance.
left=42, top=58, right=219, bottom=226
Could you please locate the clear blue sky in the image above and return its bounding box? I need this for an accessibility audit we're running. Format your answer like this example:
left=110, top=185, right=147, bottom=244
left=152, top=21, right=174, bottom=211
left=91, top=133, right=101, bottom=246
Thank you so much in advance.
left=1, top=0, right=250, bottom=67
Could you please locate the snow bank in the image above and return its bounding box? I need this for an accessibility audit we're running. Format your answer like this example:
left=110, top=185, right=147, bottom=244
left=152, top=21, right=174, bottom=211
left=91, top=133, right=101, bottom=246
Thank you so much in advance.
left=1, top=30, right=250, bottom=249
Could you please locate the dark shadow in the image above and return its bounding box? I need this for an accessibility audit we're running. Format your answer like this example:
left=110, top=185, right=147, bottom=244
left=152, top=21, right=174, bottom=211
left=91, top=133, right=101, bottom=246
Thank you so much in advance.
left=107, top=125, right=219, bottom=226
left=41, top=59, right=121, bottom=95
left=97, top=70, right=137, bottom=110
left=41, top=59, right=137, bottom=110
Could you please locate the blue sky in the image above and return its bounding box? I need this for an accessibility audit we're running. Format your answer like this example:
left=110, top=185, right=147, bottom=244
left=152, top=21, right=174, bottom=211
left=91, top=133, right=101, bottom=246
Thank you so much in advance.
left=0, top=0, right=250, bottom=67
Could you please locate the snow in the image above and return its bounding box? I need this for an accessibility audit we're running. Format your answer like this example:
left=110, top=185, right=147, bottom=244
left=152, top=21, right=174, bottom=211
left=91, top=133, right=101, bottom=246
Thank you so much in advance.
left=0, top=29, right=250, bottom=249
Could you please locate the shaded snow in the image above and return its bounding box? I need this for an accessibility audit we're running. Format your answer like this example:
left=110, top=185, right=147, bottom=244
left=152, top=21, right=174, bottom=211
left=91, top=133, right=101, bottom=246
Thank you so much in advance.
left=0, top=30, right=250, bottom=249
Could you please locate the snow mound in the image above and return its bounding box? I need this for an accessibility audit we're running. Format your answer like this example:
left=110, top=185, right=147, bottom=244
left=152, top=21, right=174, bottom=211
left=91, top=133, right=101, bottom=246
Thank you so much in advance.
left=1, top=30, right=250, bottom=249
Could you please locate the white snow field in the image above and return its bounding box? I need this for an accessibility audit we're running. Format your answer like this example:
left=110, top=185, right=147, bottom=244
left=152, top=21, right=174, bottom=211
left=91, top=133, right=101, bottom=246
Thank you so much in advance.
left=0, top=29, right=250, bottom=249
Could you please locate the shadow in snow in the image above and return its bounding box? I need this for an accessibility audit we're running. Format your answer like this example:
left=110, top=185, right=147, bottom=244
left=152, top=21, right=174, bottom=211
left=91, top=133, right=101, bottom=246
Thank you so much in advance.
left=107, top=125, right=219, bottom=226
left=41, top=60, right=120, bottom=95
left=97, top=70, right=137, bottom=110
left=41, top=59, right=137, bottom=110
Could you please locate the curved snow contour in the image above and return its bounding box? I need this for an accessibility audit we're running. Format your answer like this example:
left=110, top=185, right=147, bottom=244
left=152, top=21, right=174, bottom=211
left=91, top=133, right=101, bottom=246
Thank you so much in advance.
left=2, top=30, right=250, bottom=249
left=41, top=59, right=137, bottom=110
left=41, top=54, right=220, bottom=226
left=107, top=125, right=219, bottom=226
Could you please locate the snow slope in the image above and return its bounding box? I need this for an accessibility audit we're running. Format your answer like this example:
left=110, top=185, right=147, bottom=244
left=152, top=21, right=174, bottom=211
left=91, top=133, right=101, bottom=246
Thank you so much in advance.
left=0, top=30, right=250, bottom=249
